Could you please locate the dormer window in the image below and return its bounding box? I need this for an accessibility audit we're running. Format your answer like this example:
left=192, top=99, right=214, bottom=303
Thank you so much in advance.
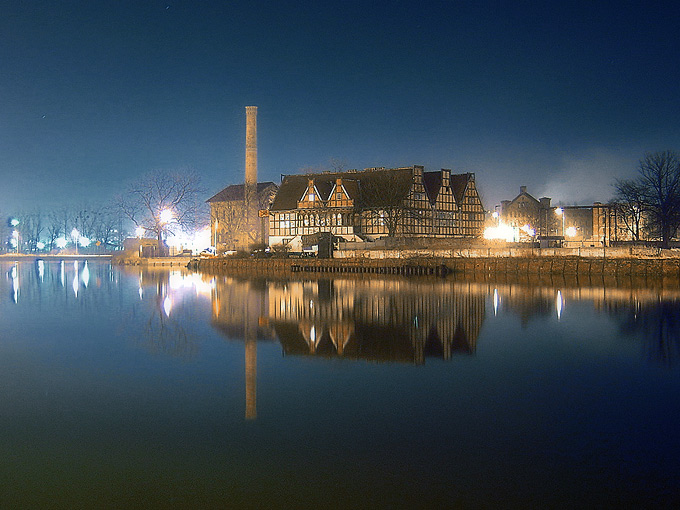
left=336, top=192, right=343, bottom=200
left=309, top=192, right=315, bottom=201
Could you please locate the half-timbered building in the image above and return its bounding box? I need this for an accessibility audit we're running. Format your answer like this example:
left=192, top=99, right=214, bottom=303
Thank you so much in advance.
left=268, top=165, right=484, bottom=251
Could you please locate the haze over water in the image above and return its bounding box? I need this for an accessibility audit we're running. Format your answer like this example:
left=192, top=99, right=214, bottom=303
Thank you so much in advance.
left=1, top=260, right=679, bottom=507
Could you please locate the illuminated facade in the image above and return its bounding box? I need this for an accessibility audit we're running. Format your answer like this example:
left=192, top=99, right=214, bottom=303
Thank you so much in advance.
left=207, top=182, right=278, bottom=252
left=268, top=166, right=485, bottom=251
left=499, top=186, right=554, bottom=238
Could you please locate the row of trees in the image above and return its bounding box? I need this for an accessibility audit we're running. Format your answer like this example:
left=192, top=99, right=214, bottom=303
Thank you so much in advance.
left=613, top=150, right=680, bottom=248
left=3, top=204, right=129, bottom=253
left=3, top=170, right=206, bottom=254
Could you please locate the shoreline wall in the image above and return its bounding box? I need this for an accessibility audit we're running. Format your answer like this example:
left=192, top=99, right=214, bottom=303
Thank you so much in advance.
left=192, top=255, right=680, bottom=279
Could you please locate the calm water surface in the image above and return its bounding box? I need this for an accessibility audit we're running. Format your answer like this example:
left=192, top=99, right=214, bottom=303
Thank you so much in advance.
left=1, top=260, right=679, bottom=508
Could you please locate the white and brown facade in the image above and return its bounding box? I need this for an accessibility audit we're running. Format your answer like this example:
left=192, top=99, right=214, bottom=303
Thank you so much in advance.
left=268, top=165, right=484, bottom=251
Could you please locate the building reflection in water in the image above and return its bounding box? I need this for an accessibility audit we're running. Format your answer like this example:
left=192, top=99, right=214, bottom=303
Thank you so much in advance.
left=209, top=277, right=487, bottom=420
left=490, top=278, right=680, bottom=367
left=211, top=277, right=486, bottom=363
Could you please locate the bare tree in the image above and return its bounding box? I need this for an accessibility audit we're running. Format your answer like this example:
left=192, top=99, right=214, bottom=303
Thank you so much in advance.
left=1, top=214, right=10, bottom=253
left=212, top=199, right=250, bottom=249
left=45, top=211, right=64, bottom=251
left=119, top=170, right=204, bottom=253
left=628, top=151, right=680, bottom=248
left=17, top=210, right=44, bottom=252
left=359, top=170, right=415, bottom=237
left=612, top=178, right=647, bottom=241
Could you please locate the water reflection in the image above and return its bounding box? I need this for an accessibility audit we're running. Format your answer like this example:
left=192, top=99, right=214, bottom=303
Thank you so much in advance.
left=130, top=268, right=211, bottom=360
left=612, top=299, right=680, bottom=367
left=211, top=278, right=485, bottom=364
left=4, top=262, right=680, bottom=372
left=2, top=261, right=680, bottom=506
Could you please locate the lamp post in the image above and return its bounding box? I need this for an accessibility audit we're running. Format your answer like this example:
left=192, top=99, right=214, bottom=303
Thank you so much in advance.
left=158, top=208, right=173, bottom=257
left=11, top=230, right=19, bottom=254
left=71, top=228, right=80, bottom=255
left=10, top=218, right=20, bottom=254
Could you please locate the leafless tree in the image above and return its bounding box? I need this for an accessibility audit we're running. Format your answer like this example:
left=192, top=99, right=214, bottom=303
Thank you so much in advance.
left=45, top=211, right=64, bottom=251
left=119, top=169, right=205, bottom=253
left=1, top=213, right=10, bottom=252
left=212, top=199, right=250, bottom=249
left=17, top=210, right=44, bottom=252
left=622, top=151, right=680, bottom=248
left=612, top=179, right=647, bottom=241
left=359, top=170, right=415, bottom=237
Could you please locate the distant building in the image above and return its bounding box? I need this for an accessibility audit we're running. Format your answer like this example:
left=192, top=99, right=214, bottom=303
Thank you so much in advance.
left=207, top=182, right=278, bottom=252
left=499, top=186, right=554, bottom=238
left=268, top=165, right=485, bottom=251
left=497, top=187, right=647, bottom=246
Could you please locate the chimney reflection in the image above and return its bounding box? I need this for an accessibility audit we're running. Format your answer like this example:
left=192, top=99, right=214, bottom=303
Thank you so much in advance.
left=209, top=277, right=488, bottom=419
left=211, top=277, right=486, bottom=366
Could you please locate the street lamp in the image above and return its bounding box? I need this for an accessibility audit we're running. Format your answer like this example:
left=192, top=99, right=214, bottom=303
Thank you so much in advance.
left=71, top=228, right=80, bottom=255
left=158, top=208, right=174, bottom=257
left=11, top=230, right=19, bottom=254
left=159, top=208, right=173, bottom=224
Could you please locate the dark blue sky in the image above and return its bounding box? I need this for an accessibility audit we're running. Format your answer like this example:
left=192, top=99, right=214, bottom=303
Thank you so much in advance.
left=1, top=0, right=679, bottom=213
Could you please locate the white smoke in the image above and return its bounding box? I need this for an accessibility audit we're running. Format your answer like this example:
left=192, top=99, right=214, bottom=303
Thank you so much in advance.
left=538, top=148, right=639, bottom=205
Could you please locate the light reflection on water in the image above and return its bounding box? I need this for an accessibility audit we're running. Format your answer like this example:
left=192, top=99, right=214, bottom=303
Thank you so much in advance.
left=0, top=260, right=679, bottom=508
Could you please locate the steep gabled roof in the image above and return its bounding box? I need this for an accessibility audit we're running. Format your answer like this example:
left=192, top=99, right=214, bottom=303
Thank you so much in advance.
left=450, top=173, right=473, bottom=203
left=271, top=174, right=326, bottom=211
left=509, top=188, right=540, bottom=206
left=423, top=171, right=443, bottom=203
left=337, top=179, right=359, bottom=200
left=270, top=167, right=415, bottom=211
left=207, top=182, right=277, bottom=203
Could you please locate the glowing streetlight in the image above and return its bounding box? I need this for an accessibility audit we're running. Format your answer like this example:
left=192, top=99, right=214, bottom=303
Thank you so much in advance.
left=159, top=208, right=173, bottom=224
left=135, top=226, right=145, bottom=238
left=565, top=226, right=577, bottom=238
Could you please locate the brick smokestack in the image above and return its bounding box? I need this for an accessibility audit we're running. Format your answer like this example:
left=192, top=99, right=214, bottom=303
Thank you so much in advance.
left=245, top=106, right=257, bottom=188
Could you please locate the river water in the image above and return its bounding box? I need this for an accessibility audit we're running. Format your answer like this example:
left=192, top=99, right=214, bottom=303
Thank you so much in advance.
left=1, top=260, right=679, bottom=508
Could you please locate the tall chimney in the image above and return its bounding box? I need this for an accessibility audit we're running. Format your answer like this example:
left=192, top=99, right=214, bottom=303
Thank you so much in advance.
left=245, top=106, right=257, bottom=187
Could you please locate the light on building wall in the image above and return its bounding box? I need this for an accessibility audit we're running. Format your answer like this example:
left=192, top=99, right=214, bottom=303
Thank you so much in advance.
left=555, top=207, right=565, bottom=236
left=565, top=226, right=577, bottom=237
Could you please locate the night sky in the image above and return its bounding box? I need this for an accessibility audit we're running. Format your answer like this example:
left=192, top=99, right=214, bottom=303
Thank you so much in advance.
left=1, top=0, right=679, bottom=214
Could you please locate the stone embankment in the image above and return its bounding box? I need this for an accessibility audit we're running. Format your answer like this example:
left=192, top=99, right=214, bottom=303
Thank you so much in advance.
left=190, top=250, right=680, bottom=280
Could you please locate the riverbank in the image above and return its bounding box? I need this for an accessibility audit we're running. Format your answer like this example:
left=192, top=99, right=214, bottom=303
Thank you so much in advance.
left=190, top=254, right=680, bottom=280
left=0, top=253, right=111, bottom=261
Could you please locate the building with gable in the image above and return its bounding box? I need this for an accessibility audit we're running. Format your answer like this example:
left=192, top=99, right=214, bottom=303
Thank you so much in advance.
left=207, top=181, right=278, bottom=252
left=268, top=165, right=484, bottom=252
